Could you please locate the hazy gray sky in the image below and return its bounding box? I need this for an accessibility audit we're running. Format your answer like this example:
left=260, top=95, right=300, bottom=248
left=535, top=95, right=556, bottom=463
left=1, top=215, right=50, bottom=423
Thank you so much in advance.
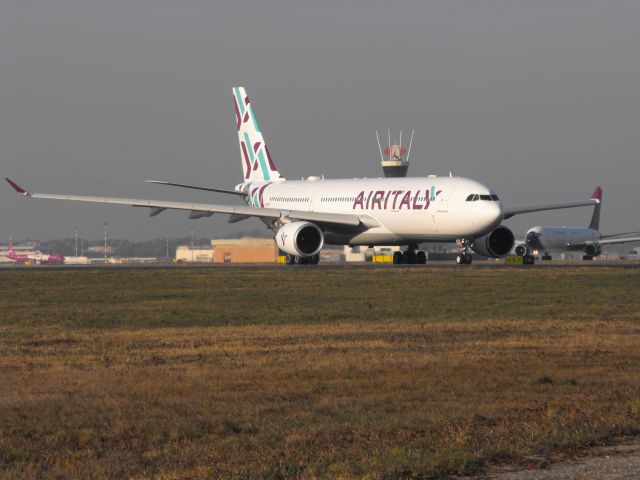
left=2, top=0, right=639, bottom=241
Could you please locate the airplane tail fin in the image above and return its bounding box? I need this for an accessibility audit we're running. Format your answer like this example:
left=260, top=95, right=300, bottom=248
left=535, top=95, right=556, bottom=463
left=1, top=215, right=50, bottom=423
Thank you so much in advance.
left=588, top=186, right=602, bottom=230
left=233, top=87, right=283, bottom=183
left=6, top=240, right=16, bottom=260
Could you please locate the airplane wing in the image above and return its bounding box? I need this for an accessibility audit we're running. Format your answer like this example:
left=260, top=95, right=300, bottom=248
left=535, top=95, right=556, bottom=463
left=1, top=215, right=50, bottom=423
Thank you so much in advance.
left=600, top=231, right=640, bottom=239
left=5, top=178, right=379, bottom=230
left=596, top=236, right=640, bottom=246
left=574, top=236, right=640, bottom=248
left=144, top=179, right=247, bottom=197
left=502, top=186, right=601, bottom=220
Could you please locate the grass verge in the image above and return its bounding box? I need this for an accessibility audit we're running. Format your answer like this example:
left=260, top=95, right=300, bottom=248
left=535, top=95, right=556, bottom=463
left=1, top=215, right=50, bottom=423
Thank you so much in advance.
left=0, top=267, right=639, bottom=478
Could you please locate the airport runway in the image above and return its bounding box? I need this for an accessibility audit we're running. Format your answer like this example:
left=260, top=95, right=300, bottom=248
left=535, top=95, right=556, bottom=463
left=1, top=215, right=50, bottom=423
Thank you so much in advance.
left=2, top=260, right=640, bottom=271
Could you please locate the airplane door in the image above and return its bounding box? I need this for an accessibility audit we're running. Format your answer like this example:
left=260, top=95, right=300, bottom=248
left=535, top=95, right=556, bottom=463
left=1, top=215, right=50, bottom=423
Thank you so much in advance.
left=437, top=189, right=453, bottom=212
left=309, top=191, right=317, bottom=212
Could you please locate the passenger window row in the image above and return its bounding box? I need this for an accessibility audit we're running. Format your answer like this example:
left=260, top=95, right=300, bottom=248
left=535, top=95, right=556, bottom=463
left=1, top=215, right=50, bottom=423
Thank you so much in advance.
left=271, top=197, right=309, bottom=202
left=321, top=197, right=355, bottom=202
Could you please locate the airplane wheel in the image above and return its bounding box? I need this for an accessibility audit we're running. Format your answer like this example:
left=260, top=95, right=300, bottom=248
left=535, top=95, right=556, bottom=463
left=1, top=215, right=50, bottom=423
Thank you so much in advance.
left=393, top=251, right=403, bottom=265
left=404, top=251, right=415, bottom=264
left=311, top=254, right=320, bottom=265
left=285, top=254, right=296, bottom=265
left=416, top=251, right=427, bottom=264
left=465, top=253, right=472, bottom=265
left=456, top=254, right=464, bottom=265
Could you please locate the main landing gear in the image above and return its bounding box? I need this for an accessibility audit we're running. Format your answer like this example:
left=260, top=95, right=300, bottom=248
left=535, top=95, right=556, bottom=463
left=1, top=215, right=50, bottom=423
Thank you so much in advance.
left=392, top=246, right=427, bottom=265
left=285, top=254, right=320, bottom=265
left=456, top=238, right=473, bottom=265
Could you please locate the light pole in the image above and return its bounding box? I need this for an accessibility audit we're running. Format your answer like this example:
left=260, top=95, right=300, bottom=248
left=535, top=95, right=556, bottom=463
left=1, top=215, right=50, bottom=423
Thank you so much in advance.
left=165, top=235, right=169, bottom=259
left=103, top=222, right=108, bottom=260
left=189, top=226, right=195, bottom=262
left=74, top=228, right=78, bottom=257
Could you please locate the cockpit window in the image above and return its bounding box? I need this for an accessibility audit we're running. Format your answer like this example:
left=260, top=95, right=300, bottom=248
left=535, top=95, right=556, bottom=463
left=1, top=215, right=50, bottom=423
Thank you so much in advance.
left=468, top=193, right=501, bottom=201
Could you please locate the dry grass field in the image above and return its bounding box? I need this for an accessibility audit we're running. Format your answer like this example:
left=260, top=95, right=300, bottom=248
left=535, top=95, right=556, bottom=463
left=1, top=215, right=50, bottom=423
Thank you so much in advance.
left=1, top=266, right=639, bottom=479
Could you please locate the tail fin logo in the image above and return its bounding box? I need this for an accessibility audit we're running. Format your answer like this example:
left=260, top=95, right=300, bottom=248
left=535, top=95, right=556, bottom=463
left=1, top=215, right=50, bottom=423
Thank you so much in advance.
left=248, top=184, right=270, bottom=208
left=233, top=87, right=283, bottom=183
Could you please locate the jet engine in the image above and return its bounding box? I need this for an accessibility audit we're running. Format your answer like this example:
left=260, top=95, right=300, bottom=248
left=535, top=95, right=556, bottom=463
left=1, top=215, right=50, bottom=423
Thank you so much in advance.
left=275, top=222, right=324, bottom=257
left=514, top=244, right=529, bottom=257
left=471, top=225, right=515, bottom=258
left=584, top=244, right=601, bottom=257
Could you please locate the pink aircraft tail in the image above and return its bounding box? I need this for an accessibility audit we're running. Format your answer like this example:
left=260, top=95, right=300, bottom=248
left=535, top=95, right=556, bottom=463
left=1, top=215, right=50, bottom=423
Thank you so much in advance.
left=589, top=186, right=602, bottom=230
left=6, top=244, right=18, bottom=260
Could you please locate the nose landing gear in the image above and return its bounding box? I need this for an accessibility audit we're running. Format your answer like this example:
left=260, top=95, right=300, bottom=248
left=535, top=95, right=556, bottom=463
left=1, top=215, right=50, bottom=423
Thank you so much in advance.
left=456, top=253, right=472, bottom=265
left=456, top=238, right=473, bottom=265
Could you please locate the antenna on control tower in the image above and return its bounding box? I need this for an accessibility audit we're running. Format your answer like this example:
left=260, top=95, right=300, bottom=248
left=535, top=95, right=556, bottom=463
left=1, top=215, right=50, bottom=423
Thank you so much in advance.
left=376, top=129, right=413, bottom=178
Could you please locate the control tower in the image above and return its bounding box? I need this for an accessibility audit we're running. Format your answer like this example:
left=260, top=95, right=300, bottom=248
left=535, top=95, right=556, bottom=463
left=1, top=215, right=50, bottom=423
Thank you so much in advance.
left=376, top=130, right=413, bottom=178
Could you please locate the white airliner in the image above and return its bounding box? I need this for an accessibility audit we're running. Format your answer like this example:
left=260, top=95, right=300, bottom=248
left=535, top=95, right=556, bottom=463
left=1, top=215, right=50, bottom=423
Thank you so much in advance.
left=514, top=186, right=640, bottom=260
left=6, top=87, right=600, bottom=265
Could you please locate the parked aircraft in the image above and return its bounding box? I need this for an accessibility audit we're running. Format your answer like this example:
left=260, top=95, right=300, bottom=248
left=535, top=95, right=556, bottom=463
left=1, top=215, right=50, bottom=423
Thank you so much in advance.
left=6, top=87, right=600, bottom=265
left=6, top=243, right=65, bottom=265
left=514, top=187, right=640, bottom=260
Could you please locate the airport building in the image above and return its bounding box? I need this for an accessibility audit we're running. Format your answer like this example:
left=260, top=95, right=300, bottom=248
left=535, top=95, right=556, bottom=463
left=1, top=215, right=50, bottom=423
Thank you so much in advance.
left=381, top=144, right=410, bottom=178
left=211, top=237, right=278, bottom=264
left=377, top=130, right=412, bottom=178
left=175, top=245, right=215, bottom=263
left=174, top=238, right=347, bottom=264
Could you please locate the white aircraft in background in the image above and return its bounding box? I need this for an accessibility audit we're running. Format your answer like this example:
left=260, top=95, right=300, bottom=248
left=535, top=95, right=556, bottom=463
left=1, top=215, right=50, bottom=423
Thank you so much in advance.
left=514, top=186, right=640, bottom=260
left=6, top=87, right=600, bottom=265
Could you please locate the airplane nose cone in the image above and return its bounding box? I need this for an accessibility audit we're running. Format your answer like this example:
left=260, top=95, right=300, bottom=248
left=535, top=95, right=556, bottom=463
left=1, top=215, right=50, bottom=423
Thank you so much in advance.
left=525, top=232, right=543, bottom=250
left=485, top=202, right=503, bottom=229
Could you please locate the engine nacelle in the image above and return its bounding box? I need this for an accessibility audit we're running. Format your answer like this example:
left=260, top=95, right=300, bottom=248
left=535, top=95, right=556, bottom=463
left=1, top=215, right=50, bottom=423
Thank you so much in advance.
left=275, top=222, right=324, bottom=257
left=471, top=225, right=515, bottom=258
left=584, top=244, right=601, bottom=257
left=514, top=244, right=529, bottom=257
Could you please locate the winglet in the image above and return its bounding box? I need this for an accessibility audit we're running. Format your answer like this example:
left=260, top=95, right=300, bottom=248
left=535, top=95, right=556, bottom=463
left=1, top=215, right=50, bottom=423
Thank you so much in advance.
left=144, top=179, right=168, bottom=185
left=5, top=178, right=27, bottom=194
left=591, top=186, right=602, bottom=203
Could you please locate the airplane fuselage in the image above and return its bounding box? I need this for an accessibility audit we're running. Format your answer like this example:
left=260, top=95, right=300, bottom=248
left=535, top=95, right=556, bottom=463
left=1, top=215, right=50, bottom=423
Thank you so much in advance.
left=525, top=226, right=600, bottom=253
left=244, top=176, right=503, bottom=245
left=7, top=250, right=65, bottom=265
